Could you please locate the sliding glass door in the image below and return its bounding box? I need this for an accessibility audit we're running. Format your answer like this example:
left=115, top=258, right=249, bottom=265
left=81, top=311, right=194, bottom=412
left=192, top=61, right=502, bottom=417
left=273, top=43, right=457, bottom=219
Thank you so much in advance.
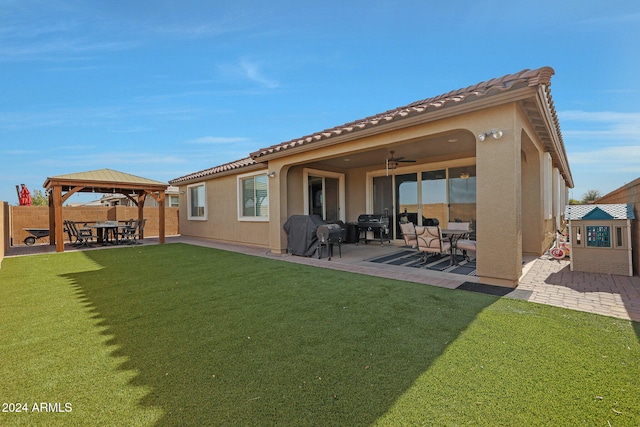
left=421, top=170, right=447, bottom=226
left=371, top=165, right=476, bottom=240
left=372, top=175, right=394, bottom=238
left=448, top=166, right=476, bottom=229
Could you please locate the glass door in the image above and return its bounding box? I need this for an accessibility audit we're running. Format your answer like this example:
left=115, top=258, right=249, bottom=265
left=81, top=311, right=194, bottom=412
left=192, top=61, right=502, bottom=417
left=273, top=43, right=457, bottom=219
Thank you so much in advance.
left=395, top=173, right=418, bottom=239
left=421, top=170, right=447, bottom=226
left=372, top=175, right=393, bottom=238
left=307, top=172, right=343, bottom=222
left=448, top=166, right=476, bottom=229
left=324, top=177, right=339, bottom=221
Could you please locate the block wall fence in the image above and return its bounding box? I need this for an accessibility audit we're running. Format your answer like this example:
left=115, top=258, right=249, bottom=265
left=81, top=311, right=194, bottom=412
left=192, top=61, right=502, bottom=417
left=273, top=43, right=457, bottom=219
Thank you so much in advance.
left=7, top=205, right=179, bottom=247
left=597, top=178, right=640, bottom=276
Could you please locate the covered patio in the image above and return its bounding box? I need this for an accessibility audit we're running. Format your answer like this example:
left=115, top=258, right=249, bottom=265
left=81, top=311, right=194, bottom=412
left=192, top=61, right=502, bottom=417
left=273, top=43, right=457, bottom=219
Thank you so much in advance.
left=44, top=168, right=168, bottom=252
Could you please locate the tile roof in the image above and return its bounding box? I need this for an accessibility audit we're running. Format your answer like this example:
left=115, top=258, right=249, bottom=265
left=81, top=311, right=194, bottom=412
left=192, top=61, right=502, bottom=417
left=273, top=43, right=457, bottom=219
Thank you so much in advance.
left=169, top=157, right=257, bottom=185
left=170, top=66, right=568, bottom=185
left=250, top=67, right=557, bottom=160
left=565, top=204, right=635, bottom=220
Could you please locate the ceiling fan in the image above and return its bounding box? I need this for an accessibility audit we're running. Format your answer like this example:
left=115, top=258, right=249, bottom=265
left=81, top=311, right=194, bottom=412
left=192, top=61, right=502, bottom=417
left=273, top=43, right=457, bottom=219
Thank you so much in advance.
left=386, top=150, right=416, bottom=175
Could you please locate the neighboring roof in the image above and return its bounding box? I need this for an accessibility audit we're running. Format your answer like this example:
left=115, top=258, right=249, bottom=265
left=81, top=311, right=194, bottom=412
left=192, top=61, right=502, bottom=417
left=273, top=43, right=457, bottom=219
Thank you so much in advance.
left=250, top=67, right=557, bottom=160
left=169, top=157, right=258, bottom=185
left=565, top=204, right=635, bottom=220
left=44, top=168, right=168, bottom=192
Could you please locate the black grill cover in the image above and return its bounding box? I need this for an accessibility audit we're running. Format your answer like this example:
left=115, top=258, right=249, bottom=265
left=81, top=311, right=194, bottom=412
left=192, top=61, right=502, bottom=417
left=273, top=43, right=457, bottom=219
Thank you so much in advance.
left=283, top=215, right=325, bottom=256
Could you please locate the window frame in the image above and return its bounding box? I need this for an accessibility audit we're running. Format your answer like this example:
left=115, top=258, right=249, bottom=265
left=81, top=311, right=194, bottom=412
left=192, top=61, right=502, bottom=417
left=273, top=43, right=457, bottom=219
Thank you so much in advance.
left=586, top=225, right=611, bottom=248
left=168, top=195, right=180, bottom=208
left=237, top=171, right=269, bottom=222
left=187, top=183, right=207, bottom=221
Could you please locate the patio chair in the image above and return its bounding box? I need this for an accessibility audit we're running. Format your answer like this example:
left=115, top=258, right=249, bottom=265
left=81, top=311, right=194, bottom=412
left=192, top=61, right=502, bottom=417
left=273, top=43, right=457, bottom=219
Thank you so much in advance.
left=415, top=226, right=451, bottom=263
left=447, top=222, right=474, bottom=261
left=447, top=221, right=470, bottom=234
left=63, top=220, right=74, bottom=243
left=136, top=218, right=147, bottom=243
left=65, top=220, right=94, bottom=247
left=117, top=219, right=139, bottom=245
left=455, top=236, right=476, bottom=262
left=399, top=222, right=418, bottom=248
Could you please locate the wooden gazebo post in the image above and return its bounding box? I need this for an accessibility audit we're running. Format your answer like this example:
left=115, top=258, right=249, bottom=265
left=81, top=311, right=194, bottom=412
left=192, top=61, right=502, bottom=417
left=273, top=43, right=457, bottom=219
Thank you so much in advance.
left=50, top=185, right=64, bottom=253
left=158, top=190, right=165, bottom=244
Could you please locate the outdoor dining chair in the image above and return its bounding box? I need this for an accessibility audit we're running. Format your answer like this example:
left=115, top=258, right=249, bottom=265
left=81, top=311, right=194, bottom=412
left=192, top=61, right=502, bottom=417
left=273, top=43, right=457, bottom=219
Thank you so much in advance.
left=117, top=219, right=139, bottom=245
left=455, top=237, right=476, bottom=262
left=64, top=219, right=94, bottom=247
left=447, top=222, right=475, bottom=261
left=415, top=226, right=451, bottom=263
left=399, top=222, right=418, bottom=248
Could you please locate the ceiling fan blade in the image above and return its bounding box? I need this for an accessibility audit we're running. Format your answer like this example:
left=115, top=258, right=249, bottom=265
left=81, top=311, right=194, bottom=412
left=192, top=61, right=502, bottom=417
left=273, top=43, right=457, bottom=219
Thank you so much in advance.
left=398, top=159, right=416, bottom=162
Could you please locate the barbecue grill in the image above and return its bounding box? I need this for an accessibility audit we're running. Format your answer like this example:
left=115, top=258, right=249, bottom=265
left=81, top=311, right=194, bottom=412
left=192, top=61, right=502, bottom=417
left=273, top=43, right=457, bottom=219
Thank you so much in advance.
left=357, top=214, right=390, bottom=245
left=316, top=223, right=344, bottom=260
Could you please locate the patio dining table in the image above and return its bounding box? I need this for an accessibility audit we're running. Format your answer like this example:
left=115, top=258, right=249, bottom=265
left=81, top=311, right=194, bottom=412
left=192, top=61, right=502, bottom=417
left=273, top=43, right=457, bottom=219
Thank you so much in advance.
left=91, top=222, right=126, bottom=245
left=441, top=228, right=474, bottom=266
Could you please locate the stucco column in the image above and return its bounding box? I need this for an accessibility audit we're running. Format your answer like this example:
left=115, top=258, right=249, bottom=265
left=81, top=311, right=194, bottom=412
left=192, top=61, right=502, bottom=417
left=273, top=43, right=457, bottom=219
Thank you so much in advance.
left=268, top=164, right=289, bottom=254
left=476, top=125, right=523, bottom=287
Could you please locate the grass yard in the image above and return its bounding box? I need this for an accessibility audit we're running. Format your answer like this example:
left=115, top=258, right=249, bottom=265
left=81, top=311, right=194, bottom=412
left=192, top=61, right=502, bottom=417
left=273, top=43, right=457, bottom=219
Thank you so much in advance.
left=1, top=243, right=639, bottom=426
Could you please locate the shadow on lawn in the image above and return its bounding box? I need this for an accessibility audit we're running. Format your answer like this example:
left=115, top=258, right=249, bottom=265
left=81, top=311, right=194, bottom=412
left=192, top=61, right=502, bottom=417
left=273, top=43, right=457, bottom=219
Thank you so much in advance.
left=65, top=244, right=498, bottom=426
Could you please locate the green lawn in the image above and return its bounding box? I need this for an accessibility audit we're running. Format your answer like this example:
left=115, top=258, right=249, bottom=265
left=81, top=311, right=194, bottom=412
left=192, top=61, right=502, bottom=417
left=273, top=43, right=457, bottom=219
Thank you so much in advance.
left=1, top=243, right=638, bottom=426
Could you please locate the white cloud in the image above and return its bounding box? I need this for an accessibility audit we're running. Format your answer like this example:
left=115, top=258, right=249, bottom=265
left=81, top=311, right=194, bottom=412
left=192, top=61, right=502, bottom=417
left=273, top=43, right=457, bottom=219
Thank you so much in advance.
left=218, top=58, right=279, bottom=89
left=239, top=59, right=279, bottom=89
left=569, top=145, right=640, bottom=166
left=560, top=109, right=640, bottom=196
left=184, top=136, right=250, bottom=144
left=560, top=110, right=640, bottom=140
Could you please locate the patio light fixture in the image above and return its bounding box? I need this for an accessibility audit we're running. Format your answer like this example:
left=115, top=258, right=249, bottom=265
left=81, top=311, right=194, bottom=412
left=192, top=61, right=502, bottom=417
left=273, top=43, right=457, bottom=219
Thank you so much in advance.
left=268, top=171, right=276, bottom=178
left=478, top=129, right=503, bottom=141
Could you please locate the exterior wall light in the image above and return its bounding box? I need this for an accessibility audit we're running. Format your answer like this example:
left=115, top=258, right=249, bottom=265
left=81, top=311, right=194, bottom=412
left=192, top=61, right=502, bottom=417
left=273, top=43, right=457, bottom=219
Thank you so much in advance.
left=478, top=129, right=504, bottom=141
left=268, top=171, right=276, bottom=178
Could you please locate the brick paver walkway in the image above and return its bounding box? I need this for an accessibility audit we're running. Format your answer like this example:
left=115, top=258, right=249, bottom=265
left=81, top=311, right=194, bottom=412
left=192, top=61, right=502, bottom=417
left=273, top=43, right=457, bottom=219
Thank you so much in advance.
left=513, top=255, right=640, bottom=321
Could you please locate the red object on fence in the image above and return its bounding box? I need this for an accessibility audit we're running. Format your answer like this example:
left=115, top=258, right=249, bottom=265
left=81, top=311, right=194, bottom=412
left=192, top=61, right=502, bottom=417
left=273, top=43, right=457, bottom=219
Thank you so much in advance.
left=19, top=184, right=32, bottom=206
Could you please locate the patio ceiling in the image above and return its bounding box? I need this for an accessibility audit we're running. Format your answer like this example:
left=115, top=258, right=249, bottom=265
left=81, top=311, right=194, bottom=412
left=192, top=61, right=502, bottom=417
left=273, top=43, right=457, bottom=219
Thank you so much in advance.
left=304, top=129, right=476, bottom=170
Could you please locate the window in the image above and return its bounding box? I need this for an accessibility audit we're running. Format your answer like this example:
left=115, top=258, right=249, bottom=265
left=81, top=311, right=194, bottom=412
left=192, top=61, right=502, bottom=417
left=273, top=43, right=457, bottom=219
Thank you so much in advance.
left=615, top=226, right=624, bottom=248
left=168, top=195, right=179, bottom=207
left=586, top=225, right=610, bottom=247
left=572, top=225, right=582, bottom=246
left=188, top=183, right=206, bottom=220
left=239, top=173, right=268, bottom=221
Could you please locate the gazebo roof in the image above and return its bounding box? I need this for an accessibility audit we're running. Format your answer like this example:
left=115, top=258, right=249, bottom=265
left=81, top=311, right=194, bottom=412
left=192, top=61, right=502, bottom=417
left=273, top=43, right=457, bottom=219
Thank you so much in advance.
left=44, top=168, right=168, bottom=193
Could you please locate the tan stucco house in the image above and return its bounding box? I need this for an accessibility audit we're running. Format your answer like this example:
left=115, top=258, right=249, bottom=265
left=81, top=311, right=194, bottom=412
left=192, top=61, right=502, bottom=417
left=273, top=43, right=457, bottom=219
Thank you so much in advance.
left=170, top=66, right=573, bottom=287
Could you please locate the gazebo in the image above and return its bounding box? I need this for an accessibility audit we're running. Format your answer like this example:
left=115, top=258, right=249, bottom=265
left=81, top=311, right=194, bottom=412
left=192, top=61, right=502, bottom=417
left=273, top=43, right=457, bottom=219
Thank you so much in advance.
left=43, top=169, right=169, bottom=252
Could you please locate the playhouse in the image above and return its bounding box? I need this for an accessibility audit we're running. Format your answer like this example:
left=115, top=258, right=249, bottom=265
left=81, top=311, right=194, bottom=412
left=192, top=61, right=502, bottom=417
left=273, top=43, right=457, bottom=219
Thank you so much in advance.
left=565, top=204, right=635, bottom=276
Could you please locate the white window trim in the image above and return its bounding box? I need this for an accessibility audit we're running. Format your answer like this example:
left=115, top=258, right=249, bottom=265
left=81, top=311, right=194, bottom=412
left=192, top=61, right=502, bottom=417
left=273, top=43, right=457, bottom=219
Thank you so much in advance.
left=237, top=170, right=269, bottom=222
left=187, top=183, right=207, bottom=221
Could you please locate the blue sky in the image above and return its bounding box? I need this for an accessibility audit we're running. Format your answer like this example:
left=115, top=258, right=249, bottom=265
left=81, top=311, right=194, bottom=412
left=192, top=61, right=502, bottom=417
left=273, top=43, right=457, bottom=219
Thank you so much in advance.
left=1, top=0, right=639, bottom=204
